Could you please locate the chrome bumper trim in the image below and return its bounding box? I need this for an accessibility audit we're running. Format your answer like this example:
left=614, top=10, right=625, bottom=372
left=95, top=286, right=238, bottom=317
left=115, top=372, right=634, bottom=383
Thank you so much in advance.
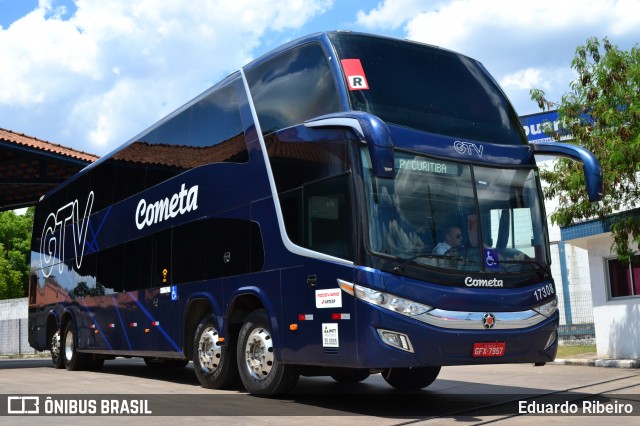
left=414, top=308, right=546, bottom=330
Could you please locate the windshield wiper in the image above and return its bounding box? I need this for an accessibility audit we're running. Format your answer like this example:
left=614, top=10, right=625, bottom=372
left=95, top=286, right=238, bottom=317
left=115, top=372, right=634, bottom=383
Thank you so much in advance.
left=393, top=252, right=476, bottom=273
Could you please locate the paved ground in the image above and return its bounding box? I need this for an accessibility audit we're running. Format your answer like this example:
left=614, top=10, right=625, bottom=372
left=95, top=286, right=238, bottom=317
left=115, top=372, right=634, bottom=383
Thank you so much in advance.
left=0, top=356, right=639, bottom=425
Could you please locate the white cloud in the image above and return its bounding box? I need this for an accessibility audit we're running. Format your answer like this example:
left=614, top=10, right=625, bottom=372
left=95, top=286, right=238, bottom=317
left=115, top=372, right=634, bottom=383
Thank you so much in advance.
left=355, top=0, right=640, bottom=114
left=500, top=68, right=544, bottom=91
left=356, top=0, right=427, bottom=29
left=0, top=0, right=333, bottom=154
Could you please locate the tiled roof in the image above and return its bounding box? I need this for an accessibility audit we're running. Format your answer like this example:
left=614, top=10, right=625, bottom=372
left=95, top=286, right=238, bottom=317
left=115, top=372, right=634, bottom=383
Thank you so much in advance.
left=0, top=127, right=99, bottom=162
left=0, top=128, right=98, bottom=211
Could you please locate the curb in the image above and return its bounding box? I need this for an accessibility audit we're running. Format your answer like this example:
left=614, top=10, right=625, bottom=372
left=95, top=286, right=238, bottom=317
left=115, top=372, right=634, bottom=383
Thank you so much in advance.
left=552, top=358, right=640, bottom=368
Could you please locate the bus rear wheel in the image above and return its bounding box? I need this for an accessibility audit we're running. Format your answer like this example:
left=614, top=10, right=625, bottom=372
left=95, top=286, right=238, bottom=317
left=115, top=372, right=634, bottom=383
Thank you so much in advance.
left=382, top=366, right=441, bottom=390
left=237, top=309, right=298, bottom=395
left=50, top=329, right=64, bottom=369
left=62, top=322, right=88, bottom=371
left=193, top=315, right=238, bottom=389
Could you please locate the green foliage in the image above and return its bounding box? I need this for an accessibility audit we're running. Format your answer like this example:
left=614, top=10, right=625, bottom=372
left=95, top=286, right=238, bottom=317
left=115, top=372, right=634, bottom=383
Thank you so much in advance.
left=0, top=208, right=34, bottom=299
left=531, top=37, right=640, bottom=261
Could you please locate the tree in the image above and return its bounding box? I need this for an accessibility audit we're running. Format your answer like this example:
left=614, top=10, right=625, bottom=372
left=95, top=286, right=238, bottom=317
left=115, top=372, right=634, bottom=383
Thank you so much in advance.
left=530, top=37, right=640, bottom=261
left=0, top=208, right=34, bottom=299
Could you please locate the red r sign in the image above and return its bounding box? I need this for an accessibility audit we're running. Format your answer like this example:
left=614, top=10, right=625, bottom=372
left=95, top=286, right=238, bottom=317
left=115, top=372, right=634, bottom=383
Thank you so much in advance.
left=341, top=59, right=369, bottom=91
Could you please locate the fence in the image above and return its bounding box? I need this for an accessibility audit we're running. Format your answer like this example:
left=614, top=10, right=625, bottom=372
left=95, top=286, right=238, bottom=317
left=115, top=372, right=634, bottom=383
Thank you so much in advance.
left=0, top=298, right=38, bottom=355
left=557, top=290, right=595, bottom=345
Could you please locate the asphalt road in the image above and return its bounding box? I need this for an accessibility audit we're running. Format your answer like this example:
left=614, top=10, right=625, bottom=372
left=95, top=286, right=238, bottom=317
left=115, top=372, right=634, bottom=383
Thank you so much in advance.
left=1, top=357, right=639, bottom=425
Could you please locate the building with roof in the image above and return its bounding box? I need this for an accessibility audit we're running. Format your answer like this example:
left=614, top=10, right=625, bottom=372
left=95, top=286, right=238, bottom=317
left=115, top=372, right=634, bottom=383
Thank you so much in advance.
left=0, top=128, right=98, bottom=211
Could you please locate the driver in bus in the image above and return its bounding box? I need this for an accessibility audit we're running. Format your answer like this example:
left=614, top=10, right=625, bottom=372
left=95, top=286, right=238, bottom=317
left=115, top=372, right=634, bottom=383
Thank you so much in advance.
left=432, top=225, right=463, bottom=255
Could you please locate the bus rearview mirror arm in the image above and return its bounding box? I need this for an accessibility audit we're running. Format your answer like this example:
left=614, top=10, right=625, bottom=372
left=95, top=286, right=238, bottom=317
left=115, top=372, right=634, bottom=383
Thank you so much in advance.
left=531, top=142, right=603, bottom=202
left=303, top=112, right=395, bottom=178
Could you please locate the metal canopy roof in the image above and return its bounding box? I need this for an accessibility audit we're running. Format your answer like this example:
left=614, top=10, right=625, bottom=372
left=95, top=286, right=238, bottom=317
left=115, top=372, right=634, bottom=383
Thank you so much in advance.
left=0, top=128, right=99, bottom=212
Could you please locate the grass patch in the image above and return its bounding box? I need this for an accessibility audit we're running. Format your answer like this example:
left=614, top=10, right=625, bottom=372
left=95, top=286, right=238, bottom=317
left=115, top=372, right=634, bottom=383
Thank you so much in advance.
left=556, top=345, right=596, bottom=358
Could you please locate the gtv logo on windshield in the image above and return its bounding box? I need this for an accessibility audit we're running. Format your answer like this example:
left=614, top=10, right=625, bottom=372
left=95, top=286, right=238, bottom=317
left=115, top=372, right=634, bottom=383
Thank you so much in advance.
left=454, top=141, right=484, bottom=157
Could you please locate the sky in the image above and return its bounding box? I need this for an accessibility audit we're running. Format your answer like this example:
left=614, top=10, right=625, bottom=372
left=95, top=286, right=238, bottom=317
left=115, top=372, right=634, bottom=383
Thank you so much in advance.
left=1, top=0, right=639, bottom=156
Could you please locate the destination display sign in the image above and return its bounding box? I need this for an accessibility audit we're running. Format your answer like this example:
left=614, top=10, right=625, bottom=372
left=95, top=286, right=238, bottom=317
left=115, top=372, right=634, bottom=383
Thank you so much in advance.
left=395, top=157, right=461, bottom=176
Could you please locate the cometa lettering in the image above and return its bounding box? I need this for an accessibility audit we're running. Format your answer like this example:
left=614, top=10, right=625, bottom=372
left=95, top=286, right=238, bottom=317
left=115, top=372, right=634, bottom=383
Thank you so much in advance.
left=135, top=184, right=199, bottom=230
left=464, top=277, right=504, bottom=288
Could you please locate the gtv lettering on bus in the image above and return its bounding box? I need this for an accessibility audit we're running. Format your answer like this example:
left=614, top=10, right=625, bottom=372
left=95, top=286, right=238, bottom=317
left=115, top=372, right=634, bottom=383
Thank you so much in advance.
left=40, top=191, right=94, bottom=278
left=135, top=184, right=199, bottom=230
left=464, top=277, right=504, bottom=288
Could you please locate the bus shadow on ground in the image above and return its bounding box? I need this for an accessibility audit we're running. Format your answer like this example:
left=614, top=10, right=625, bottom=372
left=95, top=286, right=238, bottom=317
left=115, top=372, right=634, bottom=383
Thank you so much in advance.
left=95, top=361, right=559, bottom=417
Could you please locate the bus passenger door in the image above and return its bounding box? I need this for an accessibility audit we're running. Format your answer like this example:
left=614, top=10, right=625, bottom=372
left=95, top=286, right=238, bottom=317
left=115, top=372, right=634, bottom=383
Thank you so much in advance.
left=147, top=228, right=181, bottom=354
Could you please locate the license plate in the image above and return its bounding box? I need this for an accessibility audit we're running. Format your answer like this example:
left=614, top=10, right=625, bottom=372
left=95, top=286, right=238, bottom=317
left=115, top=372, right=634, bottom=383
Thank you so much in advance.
left=472, top=342, right=505, bottom=357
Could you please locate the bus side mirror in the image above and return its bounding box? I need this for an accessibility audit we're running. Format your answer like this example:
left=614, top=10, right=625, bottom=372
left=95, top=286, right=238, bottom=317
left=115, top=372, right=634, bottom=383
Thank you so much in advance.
left=531, top=142, right=603, bottom=202
left=304, top=112, right=395, bottom=178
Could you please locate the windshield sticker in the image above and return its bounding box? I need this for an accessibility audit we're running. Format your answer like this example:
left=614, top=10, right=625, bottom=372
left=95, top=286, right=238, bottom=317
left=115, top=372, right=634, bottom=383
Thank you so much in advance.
left=484, top=248, right=500, bottom=270
left=341, top=59, right=369, bottom=91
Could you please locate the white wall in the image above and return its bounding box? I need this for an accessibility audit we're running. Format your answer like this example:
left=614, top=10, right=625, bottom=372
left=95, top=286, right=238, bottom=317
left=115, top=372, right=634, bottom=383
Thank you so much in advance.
left=579, top=234, right=640, bottom=359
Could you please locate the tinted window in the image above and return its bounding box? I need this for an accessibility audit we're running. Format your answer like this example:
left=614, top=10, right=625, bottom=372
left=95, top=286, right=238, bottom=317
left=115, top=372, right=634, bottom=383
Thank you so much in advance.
left=330, top=33, right=526, bottom=145
left=151, top=229, right=172, bottom=288
left=266, top=136, right=349, bottom=193
left=101, top=75, right=248, bottom=206
left=172, top=220, right=207, bottom=283
left=205, top=218, right=264, bottom=278
left=124, top=237, right=152, bottom=291
left=97, top=246, right=124, bottom=294
left=246, top=43, right=340, bottom=135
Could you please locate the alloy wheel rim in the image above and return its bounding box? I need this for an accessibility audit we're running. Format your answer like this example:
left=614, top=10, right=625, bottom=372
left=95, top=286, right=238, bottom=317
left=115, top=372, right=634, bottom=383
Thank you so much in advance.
left=244, top=327, right=274, bottom=380
left=64, top=329, right=74, bottom=362
left=197, top=326, right=222, bottom=373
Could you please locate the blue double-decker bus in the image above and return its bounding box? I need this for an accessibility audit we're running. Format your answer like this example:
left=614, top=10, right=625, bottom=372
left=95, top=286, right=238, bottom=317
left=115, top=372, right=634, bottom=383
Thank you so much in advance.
left=28, top=31, right=602, bottom=395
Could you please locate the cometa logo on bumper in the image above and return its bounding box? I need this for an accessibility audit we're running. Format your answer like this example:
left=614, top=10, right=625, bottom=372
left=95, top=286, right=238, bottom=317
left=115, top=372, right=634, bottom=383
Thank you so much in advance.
left=464, top=277, right=504, bottom=288
left=135, top=183, right=199, bottom=230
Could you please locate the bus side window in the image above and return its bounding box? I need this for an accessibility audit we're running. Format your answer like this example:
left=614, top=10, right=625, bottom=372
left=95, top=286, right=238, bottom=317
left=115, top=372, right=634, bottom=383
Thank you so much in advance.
left=245, top=43, right=340, bottom=136
left=124, top=237, right=152, bottom=291
left=304, top=174, right=353, bottom=261
left=96, top=246, right=124, bottom=294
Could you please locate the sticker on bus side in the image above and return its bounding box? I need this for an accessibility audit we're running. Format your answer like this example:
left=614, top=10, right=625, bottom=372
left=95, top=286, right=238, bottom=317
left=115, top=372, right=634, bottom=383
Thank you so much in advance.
left=322, top=323, right=339, bottom=348
left=341, top=59, right=369, bottom=91
left=315, top=288, right=342, bottom=308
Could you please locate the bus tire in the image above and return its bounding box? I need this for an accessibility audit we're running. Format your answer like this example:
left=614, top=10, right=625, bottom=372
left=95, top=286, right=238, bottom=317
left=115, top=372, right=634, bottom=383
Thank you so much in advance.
left=237, top=309, right=298, bottom=395
left=193, top=315, right=238, bottom=389
left=50, top=329, right=65, bottom=369
left=62, top=322, right=88, bottom=371
left=382, top=366, right=441, bottom=390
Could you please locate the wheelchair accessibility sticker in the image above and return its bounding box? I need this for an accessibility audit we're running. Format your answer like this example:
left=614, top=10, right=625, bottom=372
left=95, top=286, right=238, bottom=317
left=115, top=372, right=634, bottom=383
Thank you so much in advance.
left=171, top=286, right=178, bottom=301
left=484, top=248, right=499, bottom=270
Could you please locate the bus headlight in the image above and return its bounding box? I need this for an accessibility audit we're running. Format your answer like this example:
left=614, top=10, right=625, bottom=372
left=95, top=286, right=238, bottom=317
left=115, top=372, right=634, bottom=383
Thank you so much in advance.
left=353, top=285, right=432, bottom=317
left=532, top=297, right=558, bottom=318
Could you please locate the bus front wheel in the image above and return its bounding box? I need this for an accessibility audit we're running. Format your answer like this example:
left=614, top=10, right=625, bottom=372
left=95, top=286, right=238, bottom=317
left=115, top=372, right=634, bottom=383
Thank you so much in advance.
left=193, top=314, right=238, bottom=389
left=382, top=366, right=441, bottom=390
left=237, top=309, right=298, bottom=395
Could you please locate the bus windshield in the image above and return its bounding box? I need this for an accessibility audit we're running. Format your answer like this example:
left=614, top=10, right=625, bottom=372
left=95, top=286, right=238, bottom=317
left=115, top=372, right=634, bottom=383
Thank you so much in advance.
left=330, top=32, right=526, bottom=145
left=362, top=149, right=549, bottom=274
